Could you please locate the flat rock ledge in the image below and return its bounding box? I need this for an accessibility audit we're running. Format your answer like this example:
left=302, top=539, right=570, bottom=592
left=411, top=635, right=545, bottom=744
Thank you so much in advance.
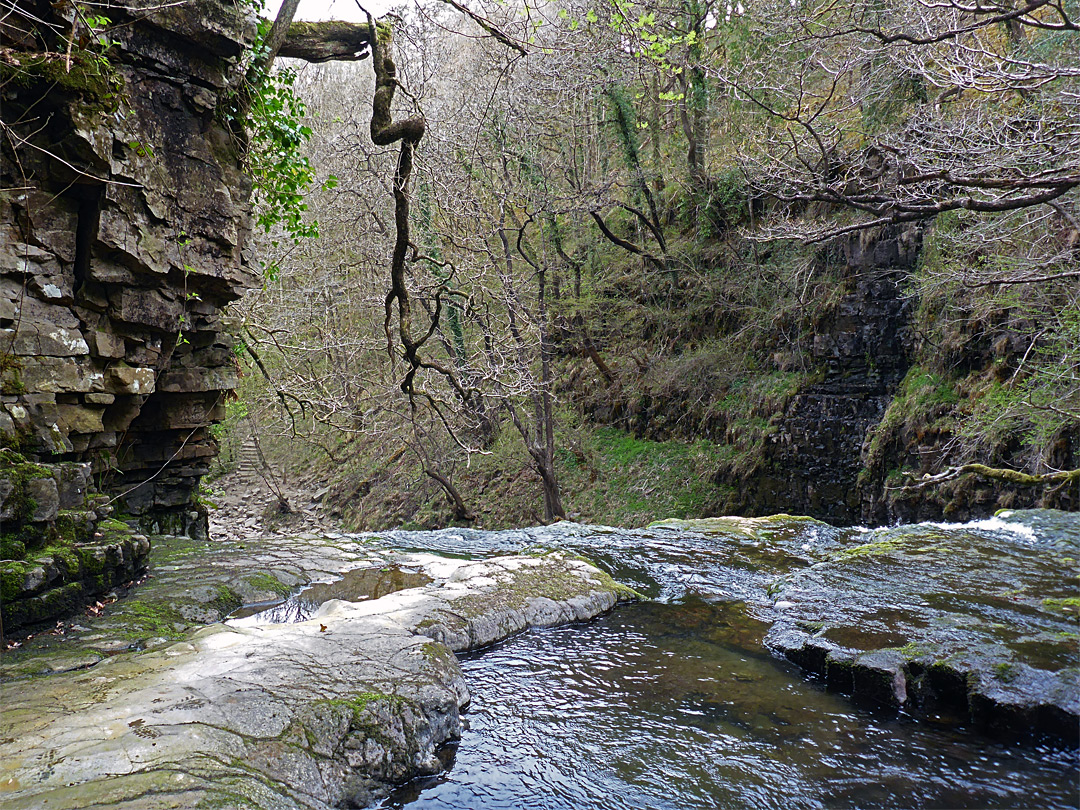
left=0, top=550, right=634, bottom=809
left=760, top=511, right=1079, bottom=743
left=647, top=511, right=1078, bottom=743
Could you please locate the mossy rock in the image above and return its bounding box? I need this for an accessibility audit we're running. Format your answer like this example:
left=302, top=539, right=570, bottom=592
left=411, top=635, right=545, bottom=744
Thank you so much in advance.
left=1, top=560, right=31, bottom=603
left=0, top=456, right=57, bottom=527
left=2, top=580, right=86, bottom=629
left=54, top=510, right=97, bottom=544
left=0, top=48, right=122, bottom=110
left=767, top=510, right=1080, bottom=740
left=1, top=533, right=27, bottom=560
left=244, top=572, right=292, bottom=597
left=116, top=601, right=188, bottom=642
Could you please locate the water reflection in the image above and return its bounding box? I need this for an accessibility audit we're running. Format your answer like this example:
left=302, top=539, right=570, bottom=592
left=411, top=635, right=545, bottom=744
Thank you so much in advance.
left=381, top=601, right=1077, bottom=809
left=229, top=565, right=432, bottom=624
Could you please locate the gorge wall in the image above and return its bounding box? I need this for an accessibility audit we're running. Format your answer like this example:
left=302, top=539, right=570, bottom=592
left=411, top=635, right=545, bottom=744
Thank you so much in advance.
left=589, top=224, right=1077, bottom=527
left=720, top=228, right=921, bottom=525
left=1, top=0, right=257, bottom=633
left=720, top=225, right=1078, bottom=524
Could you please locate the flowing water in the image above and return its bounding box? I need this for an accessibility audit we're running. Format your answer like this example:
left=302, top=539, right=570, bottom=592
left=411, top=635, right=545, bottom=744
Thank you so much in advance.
left=261, top=514, right=1080, bottom=808
left=380, top=607, right=1075, bottom=809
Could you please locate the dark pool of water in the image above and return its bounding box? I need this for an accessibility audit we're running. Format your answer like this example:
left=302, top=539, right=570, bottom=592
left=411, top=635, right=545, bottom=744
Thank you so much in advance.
left=367, top=513, right=1078, bottom=809
left=380, top=601, right=1077, bottom=809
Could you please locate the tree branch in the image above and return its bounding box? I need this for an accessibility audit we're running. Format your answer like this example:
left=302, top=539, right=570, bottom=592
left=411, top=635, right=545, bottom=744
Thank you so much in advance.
left=590, top=210, right=668, bottom=274
left=894, top=464, right=1080, bottom=491
left=435, top=0, right=528, bottom=55
left=279, top=21, right=372, bottom=62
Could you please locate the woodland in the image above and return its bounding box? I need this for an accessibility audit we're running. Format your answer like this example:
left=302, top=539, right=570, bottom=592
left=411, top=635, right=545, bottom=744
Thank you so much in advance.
left=223, top=0, right=1079, bottom=529
left=0, top=3, right=1078, bottom=804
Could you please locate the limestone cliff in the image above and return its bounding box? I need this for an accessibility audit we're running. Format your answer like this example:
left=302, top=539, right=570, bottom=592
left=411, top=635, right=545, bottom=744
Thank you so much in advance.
left=1, top=0, right=257, bottom=633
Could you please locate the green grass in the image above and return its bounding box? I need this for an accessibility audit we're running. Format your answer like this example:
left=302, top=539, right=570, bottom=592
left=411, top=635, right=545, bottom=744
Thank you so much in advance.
left=562, top=425, right=728, bottom=526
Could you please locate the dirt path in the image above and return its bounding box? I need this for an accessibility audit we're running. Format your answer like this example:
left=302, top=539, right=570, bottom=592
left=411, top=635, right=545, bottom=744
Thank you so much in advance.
left=207, top=429, right=335, bottom=542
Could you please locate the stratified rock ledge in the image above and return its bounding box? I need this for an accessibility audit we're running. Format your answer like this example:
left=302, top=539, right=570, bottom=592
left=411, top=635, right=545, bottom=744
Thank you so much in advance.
left=0, top=549, right=634, bottom=809
left=762, top=510, right=1079, bottom=743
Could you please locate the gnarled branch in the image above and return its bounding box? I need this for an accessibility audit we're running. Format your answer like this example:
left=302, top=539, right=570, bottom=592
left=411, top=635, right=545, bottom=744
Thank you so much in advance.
left=280, top=21, right=372, bottom=62
left=894, top=464, right=1080, bottom=492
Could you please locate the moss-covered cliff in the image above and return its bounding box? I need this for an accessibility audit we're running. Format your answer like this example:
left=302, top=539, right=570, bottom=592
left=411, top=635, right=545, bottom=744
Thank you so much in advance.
left=1, top=0, right=259, bottom=633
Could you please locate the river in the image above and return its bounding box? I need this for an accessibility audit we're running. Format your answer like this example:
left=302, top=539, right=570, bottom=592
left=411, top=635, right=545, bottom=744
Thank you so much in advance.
left=340, top=512, right=1079, bottom=809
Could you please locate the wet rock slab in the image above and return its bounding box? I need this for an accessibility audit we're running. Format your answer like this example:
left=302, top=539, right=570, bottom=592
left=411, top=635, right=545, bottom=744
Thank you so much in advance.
left=1, top=532, right=381, bottom=678
left=763, top=510, right=1079, bottom=741
left=0, top=535, right=634, bottom=809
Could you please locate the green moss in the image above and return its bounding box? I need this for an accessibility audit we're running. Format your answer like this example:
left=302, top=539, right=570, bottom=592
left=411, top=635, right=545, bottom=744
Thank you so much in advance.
left=1, top=533, right=26, bottom=560
left=420, top=641, right=455, bottom=665
left=0, top=447, right=26, bottom=465
left=0, top=354, right=26, bottom=395
left=120, top=601, right=187, bottom=641
left=245, top=572, right=292, bottom=596
left=858, top=365, right=963, bottom=489
left=374, top=20, right=393, bottom=45
left=76, top=545, right=105, bottom=575
left=993, top=661, right=1018, bottom=682
left=317, top=691, right=416, bottom=732
left=0, top=49, right=122, bottom=110
left=38, top=580, right=85, bottom=615
left=896, top=641, right=933, bottom=659
left=0, top=560, right=29, bottom=602
left=32, top=544, right=80, bottom=575
left=2, top=580, right=86, bottom=628
left=54, top=511, right=92, bottom=544
left=1042, top=597, right=1080, bottom=616
left=196, top=792, right=263, bottom=810
left=834, top=538, right=907, bottom=561
left=210, top=584, right=243, bottom=614
left=0, top=457, right=56, bottom=528
left=452, top=558, right=639, bottom=621
left=97, top=517, right=133, bottom=536
left=824, top=656, right=855, bottom=686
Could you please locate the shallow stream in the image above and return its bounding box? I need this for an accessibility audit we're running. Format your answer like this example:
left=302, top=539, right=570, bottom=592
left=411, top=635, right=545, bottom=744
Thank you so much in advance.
left=256, top=514, right=1080, bottom=808
left=382, top=603, right=1075, bottom=809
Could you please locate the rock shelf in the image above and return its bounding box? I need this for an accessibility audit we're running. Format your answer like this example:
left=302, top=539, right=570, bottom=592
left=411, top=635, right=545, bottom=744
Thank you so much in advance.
left=0, top=534, right=634, bottom=809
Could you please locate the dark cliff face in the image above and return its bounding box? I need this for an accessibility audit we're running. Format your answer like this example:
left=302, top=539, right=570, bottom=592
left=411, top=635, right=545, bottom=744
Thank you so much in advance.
left=1, top=0, right=257, bottom=536
left=723, top=228, right=920, bottom=526
left=582, top=221, right=1075, bottom=528
left=720, top=227, right=1078, bottom=525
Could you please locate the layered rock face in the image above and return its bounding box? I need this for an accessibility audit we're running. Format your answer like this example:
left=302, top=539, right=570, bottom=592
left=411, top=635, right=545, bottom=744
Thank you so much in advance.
left=722, top=228, right=919, bottom=525
left=1, top=0, right=257, bottom=632
left=1, top=1, right=256, bottom=528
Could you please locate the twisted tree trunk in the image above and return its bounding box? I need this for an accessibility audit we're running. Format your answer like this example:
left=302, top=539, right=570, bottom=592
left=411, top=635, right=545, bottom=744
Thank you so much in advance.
left=363, top=15, right=427, bottom=397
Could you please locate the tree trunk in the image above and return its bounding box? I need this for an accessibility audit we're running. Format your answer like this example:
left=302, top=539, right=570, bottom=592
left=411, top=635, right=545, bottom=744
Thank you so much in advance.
left=425, top=468, right=475, bottom=521
left=537, top=262, right=566, bottom=522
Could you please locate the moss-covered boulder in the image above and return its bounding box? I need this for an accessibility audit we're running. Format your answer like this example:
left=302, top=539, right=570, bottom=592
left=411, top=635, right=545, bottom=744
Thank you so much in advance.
left=0, top=450, right=152, bottom=636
